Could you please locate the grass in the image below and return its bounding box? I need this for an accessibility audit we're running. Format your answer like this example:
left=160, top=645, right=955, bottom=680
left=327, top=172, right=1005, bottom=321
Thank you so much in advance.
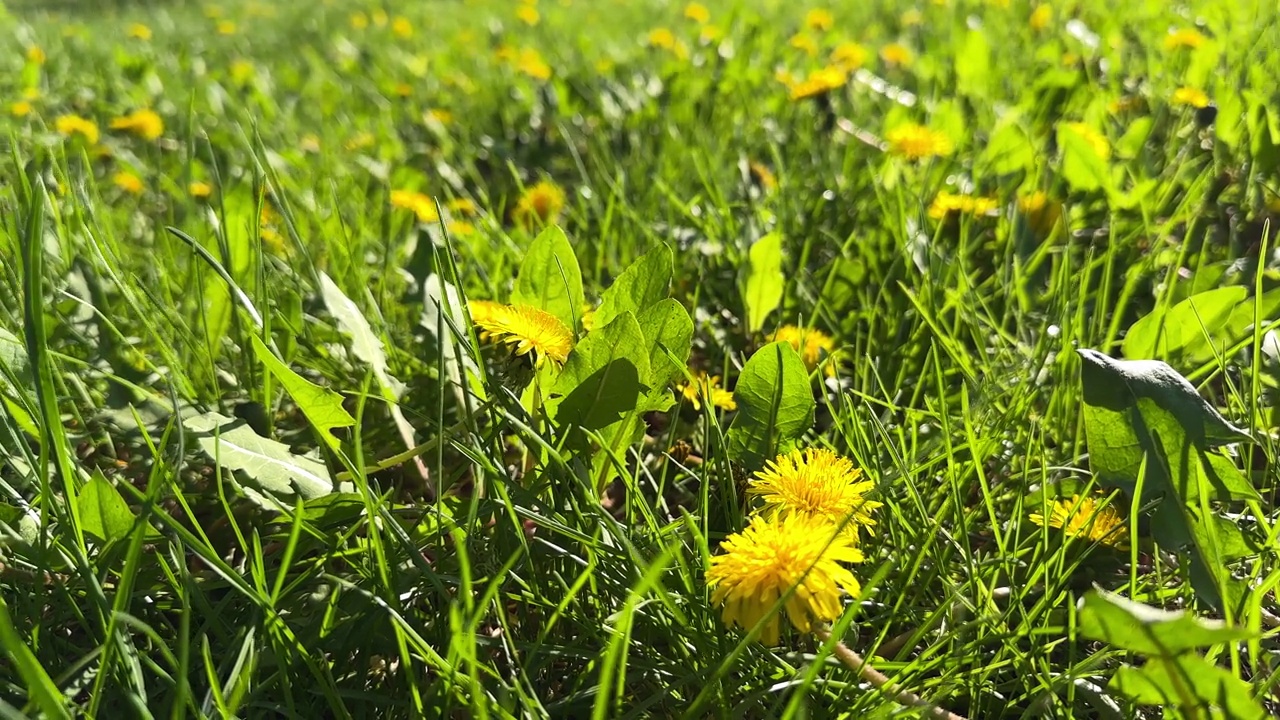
left=1, top=0, right=1280, bottom=717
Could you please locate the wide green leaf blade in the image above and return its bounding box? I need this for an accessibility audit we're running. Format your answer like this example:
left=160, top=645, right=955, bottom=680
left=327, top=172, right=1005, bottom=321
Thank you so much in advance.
left=1111, top=655, right=1265, bottom=719
left=741, top=232, right=784, bottom=333
left=79, top=472, right=158, bottom=543
left=594, top=244, right=673, bottom=330
left=511, top=225, right=585, bottom=332
left=726, top=341, right=814, bottom=470
left=1078, top=588, right=1257, bottom=656
left=552, top=312, right=649, bottom=432
left=249, top=334, right=354, bottom=450
left=636, top=298, right=693, bottom=394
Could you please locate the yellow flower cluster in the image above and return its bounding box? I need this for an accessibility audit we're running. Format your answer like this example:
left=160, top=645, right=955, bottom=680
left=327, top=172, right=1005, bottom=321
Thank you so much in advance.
left=468, top=300, right=574, bottom=365
left=512, top=179, right=566, bottom=230
left=677, top=370, right=736, bottom=411
left=786, top=66, right=846, bottom=101
left=110, top=109, right=164, bottom=140
left=1030, top=494, right=1128, bottom=549
left=770, top=325, right=841, bottom=375
left=928, top=192, right=999, bottom=221
left=885, top=123, right=952, bottom=160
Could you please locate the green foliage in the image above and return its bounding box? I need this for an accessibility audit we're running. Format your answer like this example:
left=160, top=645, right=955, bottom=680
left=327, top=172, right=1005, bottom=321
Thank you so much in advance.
left=726, top=341, right=814, bottom=471
left=249, top=334, right=355, bottom=450
left=741, top=232, right=784, bottom=333
left=511, top=225, right=585, bottom=332
left=1123, top=286, right=1280, bottom=368
left=78, top=472, right=158, bottom=543
left=594, top=244, right=673, bottom=330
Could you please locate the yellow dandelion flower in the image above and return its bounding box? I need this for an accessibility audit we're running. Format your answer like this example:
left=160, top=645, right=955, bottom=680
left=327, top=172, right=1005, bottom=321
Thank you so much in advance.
left=426, top=108, right=454, bottom=126
left=1172, top=87, right=1209, bottom=109
left=770, top=325, right=839, bottom=374
left=748, top=161, right=777, bottom=192
left=830, top=42, right=868, bottom=72
left=750, top=448, right=881, bottom=536
left=469, top=301, right=574, bottom=365
left=788, top=66, right=846, bottom=101
left=447, top=198, right=478, bottom=216
left=927, top=192, right=999, bottom=221
left=112, top=171, right=144, bottom=195
left=189, top=181, right=213, bottom=199
left=230, top=59, right=255, bottom=85
left=10, top=101, right=32, bottom=118
left=677, top=370, right=737, bottom=412
left=448, top=220, right=476, bottom=236
left=55, top=115, right=100, bottom=145
left=1017, top=192, right=1063, bottom=235
left=885, top=123, right=953, bottom=160
left=109, top=109, right=164, bottom=141
left=345, top=131, right=375, bottom=151
left=26, top=47, right=45, bottom=65
left=580, top=303, right=597, bottom=332
left=128, top=23, right=152, bottom=40
left=901, top=9, right=923, bottom=26
left=707, top=513, right=863, bottom=645
left=390, top=189, right=440, bottom=223
left=1060, top=122, right=1110, bottom=160
left=804, top=8, right=835, bottom=32
left=1163, top=28, right=1207, bottom=51
left=648, top=28, right=677, bottom=50
left=684, top=2, right=710, bottom=23
left=699, top=24, right=724, bottom=43
left=392, top=16, right=413, bottom=38
left=516, top=48, right=552, bottom=81
left=880, top=43, right=913, bottom=67
left=1029, top=4, right=1051, bottom=31
left=216, top=20, right=237, bottom=35
left=1030, top=494, right=1128, bottom=549
left=350, top=11, right=369, bottom=29
left=789, top=32, right=819, bottom=56
left=517, top=5, right=540, bottom=25
left=512, top=179, right=566, bottom=229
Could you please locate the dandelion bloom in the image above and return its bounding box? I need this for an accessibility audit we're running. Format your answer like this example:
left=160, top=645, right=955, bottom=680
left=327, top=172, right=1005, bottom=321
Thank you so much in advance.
left=392, top=16, right=413, bottom=37
left=1030, top=495, right=1127, bottom=549
left=56, top=115, right=100, bottom=145
left=512, top=179, right=566, bottom=229
left=26, top=47, right=45, bottom=64
left=468, top=301, right=574, bottom=365
left=516, top=48, right=552, bottom=81
left=788, top=66, right=846, bottom=101
left=1017, top=192, right=1063, bottom=235
left=748, top=161, right=777, bottom=192
left=1060, top=122, right=1110, bottom=160
left=110, top=109, right=164, bottom=140
left=771, top=325, right=839, bottom=374
left=804, top=8, right=835, bottom=32
left=447, top=198, right=478, bottom=216
left=10, top=101, right=32, bottom=118
left=707, top=513, right=863, bottom=645
left=928, top=192, right=999, bottom=221
left=1029, top=4, right=1051, bottom=31
left=112, top=171, right=144, bottom=195
left=1163, top=28, right=1207, bottom=51
left=789, top=33, right=819, bottom=56
left=885, top=124, right=952, bottom=160
left=350, top=12, right=369, bottom=29
left=648, top=28, right=677, bottom=50
left=1172, top=87, right=1209, bottom=109
left=830, top=42, right=868, bottom=72
left=189, top=181, right=213, bottom=199
left=749, top=448, right=881, bottom=536
left=426, top=108, right=454, bottom=126
left=390, top=190, right=440, bottom=223
left=684, top=2, right=710, bottom=23
left=880, top=43, right=913, bottom=67
left=128, top=23, right=152, bottom=40
left=677, top=370, right=737, bottom=412
left=516, top=5, right=539, bottom=25
left=216, top=20, right=237, bottom=35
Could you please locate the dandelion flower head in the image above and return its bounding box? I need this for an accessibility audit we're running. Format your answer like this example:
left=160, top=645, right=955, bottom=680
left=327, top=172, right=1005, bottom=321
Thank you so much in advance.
left=684, top=2, right=710, bottom=24
left=1060, top=122, right=1111, bottom=160
left=1030, top=494, right=1127, bottom=549
left=749, top=448, right=881, bottom=536
left=788, top=66, right=846, bottom=101
left=677, top=370, right=737, bottom=412
left=1172, top=87, right=1209, bottom=108
left=928, top=192, right=999, bottom=221
left=110, top=109, right=164, bottom=140
left=469, top=301, right=574, bottom=365
left=513, top=179, right=566, bottom=229
left=56, top=115, right=100, bottom=145
left=1163, top=27, right=1207, bottom=51
left=390, top=189, right=440, bottom=223
left=885, top=123, right=952, bottom=160
left=770, top=325, right=839, bottom=374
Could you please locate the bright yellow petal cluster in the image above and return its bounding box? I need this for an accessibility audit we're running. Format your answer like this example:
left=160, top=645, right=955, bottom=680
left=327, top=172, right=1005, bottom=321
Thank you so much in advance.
left=770, top=325, right=839, bottom=374
left=468, top=300, right=574, bottom=365
left=677, top=370, right=737, bottom=411
left=928, top=192, right=999, bottom=221
left=390, top=190, right=440, bottom=223
left=830, top=42, right=868, bottom=72
left=1030, top=495, right=1127, bottom=549
left=885, top=123, right=952, bottom=160
left=787, top=66, right=847, bottom=101
left=684, top=2, right=710, bottom=23
left=110, top=109, right=164, bottom=140
left=804, top=8, right=835, bottom=32
left=880, top=43, right=913, bottom=67
left=513, top=180, right=566, bottom=230
left=749, top=448, right=882, bottom=537
left=1163, top=28, right=1207, bottom=51
left=1029, top=5, right=1051, bottom=31
left=1017, top=191, right=1063, bottom=235
left=1172, top=87, right=1210, bottom=109
left=56, top=115, right=100, bottom=145
left=1060, top=122, right=1111, bottom=160
left=708, top=514, right=862, bottom=645
left=112, top=171, right=144, bottom=195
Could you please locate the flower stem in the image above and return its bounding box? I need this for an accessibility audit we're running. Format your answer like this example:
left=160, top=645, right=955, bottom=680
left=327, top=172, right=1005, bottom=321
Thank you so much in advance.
left=816, top=628, right=968, bottom=720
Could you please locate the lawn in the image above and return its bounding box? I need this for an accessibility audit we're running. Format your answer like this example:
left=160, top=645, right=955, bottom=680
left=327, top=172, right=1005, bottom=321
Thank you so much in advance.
left=2, top=0, right=1280, bottom=717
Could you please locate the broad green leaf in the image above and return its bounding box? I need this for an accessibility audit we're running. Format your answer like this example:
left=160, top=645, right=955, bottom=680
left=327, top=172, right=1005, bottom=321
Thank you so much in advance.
left=318, top=271, right=405, bottom=400
left=983, top=114, right=1035, bottom=175
left=741, top=232, right=784, bottom=333
left=1059, top=124, right=1111, bottom=193
left=955, top=29, right=990, bottom=98
left=510, top=225, right=585, bottom=332
left=0, top=503, right=41, bottom=546
left=185, top=411, right=351, bottom=510
left=79, top=472, right=158, bottom=543
left=1078, top=588, right=1257, bottom=656
left=0, top=327, right=30, bottom=390
left=726, top=342, right=815, bottom=471
left=202, top=193, right=254, bottom=360
left=1111, top=655, right=1265, bottom=720
left=552, top=312, right=649, bottom=431
left=249, top=334, right=355, bottom=450
left=1116, top=117, right=1153, bottom=159
left=1078, top=349, right=1254, bottom=608
left=636, top=298, right=693, bottom=393
left=1120, top=286, right=1280, bottom=366
left=594, top=244, right=673, bottom=330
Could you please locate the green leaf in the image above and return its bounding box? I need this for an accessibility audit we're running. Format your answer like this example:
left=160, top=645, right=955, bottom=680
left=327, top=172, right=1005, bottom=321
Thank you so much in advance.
left=0, top=502, right=41, bottom=546
left=726, top=342, right=815, bottom=470
left=1112, top=655, right=1265, bottom=719
left=79, top=472, right=157, bottom=543
left=594, top=244, right=673, bottom=330
left=636, top=298, right=693, bottom=393
left=1116, top=117, right=1153, bottom=159
left=0, top=327, right=31, bottom=390
left=1078, top=349, right=1255, bottom=608
left=249, top=334, right=355, bottom=450
left=983, top=113, right=1035, bottom=175
left=318, top=272, right=405, bottom=400
left=741, top=232, right=784, bottom=333
left=510, top=225, right=585, bottom=332
left=955, top=29, right=991, bottom=98
left=552, top=312, right=649, bottom=431
left=1078, top=588, right=1257, bottom=656
left=185, top=411, right=352, bottom=511
left=1059, top=124, right=1111, bottom=193
left=1121, top=286, right=1277, bottom=365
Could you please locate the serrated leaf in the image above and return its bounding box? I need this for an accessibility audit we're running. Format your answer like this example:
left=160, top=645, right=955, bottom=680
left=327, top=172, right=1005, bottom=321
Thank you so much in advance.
left=510, top=225, right=585, bottom=332
left=741, top=232, right=784, bottom=333
left=185, top=411, right=351, bottom=510
left=594, top=244, right=673, bottom=330
left=318, top=272, right=404, bottom=400
left=1111, top=655, right=1265, bottom=719
left=726, top=342, right=815, bottom=471
left=79, top=472, right=158, bottom=543
left=249, top=334, right=354, bottom=450
left=1079, top=588, right=1257, bottom=656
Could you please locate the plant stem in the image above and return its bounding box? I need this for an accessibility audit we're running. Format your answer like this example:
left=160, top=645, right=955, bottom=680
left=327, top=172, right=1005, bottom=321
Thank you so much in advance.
left=816, top=628, right=968, bottom=720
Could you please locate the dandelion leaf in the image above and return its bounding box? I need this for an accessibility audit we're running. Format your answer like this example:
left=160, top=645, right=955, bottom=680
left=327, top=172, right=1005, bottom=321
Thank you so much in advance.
left=726, top=341, right=815, bottom=471
left=511, top=225, right=584, bottom=333
left=249, top=335, right=354, bottom=450
left=594, top=244, right=673, bottom=330
left=741, top=232, right=784, bottom=333
left=1110, top=656, right=1266, bottom=720
left=1122, top=286, right=1280, bottom=367
left=1078, top=588, right=1256, bottom=656
left=79, top=471, right=160, bottom=543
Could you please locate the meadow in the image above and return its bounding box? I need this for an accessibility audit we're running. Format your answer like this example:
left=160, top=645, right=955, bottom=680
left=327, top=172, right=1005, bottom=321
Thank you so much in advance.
left=1, top=0, right=1279, bottom=717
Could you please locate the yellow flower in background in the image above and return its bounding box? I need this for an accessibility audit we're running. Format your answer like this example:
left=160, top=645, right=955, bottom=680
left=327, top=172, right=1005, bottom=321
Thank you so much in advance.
left=390, top=189, right=440, bottom=223
left=677, top=370, right=737, bottom=411
left=770, top=325, right=838, bottom=374
left=1030, top=495, right=1128, bottom=549
left=748, top=161, right=777, bottom=192
left=684, top=2, right=710, bottom=23
left=900, top=8, right=923, bottom=26
left=749, top=448, right=881, bottom=537
left=928, top=192, right=999, bottom=221
left=350, top=11, right=369, bottom=29
left=112, top=171, right=144, bottom=195
left=371, top=9, right=389, bottom=27
left=804, top=8, right=835, bottom=32
left=216, top=20, right=237, bottom=35
left=699, top=25, right=723, bottom=43
left=789, top=32, right=819, bottom=56
left=189, top=181, right=213, bottom=199
left=1172, top=87, right=1210, bottom=108
left=512, top=179, right=566, bottom=229
left=469, top=301, right=574, bottom=365
left=230, top=59, right=256, bottom=85
left=787, top=66, right=846, bottom=101
left=446, top=198, right=478, bottom=216
left=426, top=108, right=454, bottom=126
left=830, top=42, right=868, bottom=71
left=1060, top=122, right=1110, bottom=160
left=10, top=101, right=32, bottom=118
left=1029, top=4, right=1052, bottom=31
left=1163, top=27, right=1207, bottom=51
left=345, top=131, right=375, bottom=151
left=516, top=48, right=552, bottom=81
left=880, top=42, right=913, bottom=67
left=299, top=133, right=321, bottom=153
left=648, top=28, right=677, bottom=50
left=392, top=16, right=413, bottom=37
left=707, top=513, right=863, bottom=645
left=26, top=46, right=45, bottom=64
left=516, top=5, right=540, bottom=25
left=580, top=303, right=597, bottom=331
left=56, top=115, right=100, bottom=144
left=448, top=220, right=476, bottom=236
left=110, top=109, right=164, bottom=140
left=1017, top=191, right=1063, bottom=235
left=128, top=23, right=153, bottom=40
left=885, top=123, right=953, bottom=160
